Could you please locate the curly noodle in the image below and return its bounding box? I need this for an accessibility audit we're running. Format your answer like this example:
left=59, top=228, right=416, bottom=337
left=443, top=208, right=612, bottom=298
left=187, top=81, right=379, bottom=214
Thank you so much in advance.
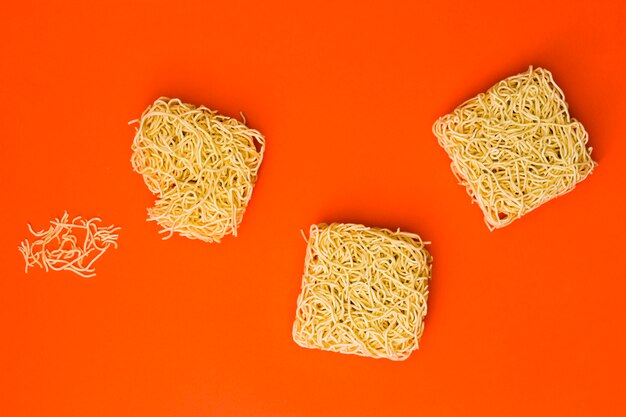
left=433, top=67, right=596, bottom=229
left=130, top=97, right=265, bottom=242
left=18, top=212, right=120, bottom=278
left=293, top=223, right=432, bottom=361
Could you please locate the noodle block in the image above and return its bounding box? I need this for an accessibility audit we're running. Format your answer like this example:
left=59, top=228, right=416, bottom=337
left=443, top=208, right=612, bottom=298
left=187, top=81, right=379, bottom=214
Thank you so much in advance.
left=293, top=223, right=432, bottom=361
left=131, top=97, right=265, bottom=242
left=433, top=67, right=596, bottom=229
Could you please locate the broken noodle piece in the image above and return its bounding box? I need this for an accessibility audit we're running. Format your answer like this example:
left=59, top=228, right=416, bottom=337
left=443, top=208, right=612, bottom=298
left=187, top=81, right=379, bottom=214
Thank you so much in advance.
left=130, top=97, right=265, bottom=242
left=18, top=212, right=120, bottom=278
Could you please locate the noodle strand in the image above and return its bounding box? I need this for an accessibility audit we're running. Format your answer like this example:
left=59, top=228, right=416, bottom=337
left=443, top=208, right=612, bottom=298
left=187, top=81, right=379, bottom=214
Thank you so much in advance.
left=18, top=212, right=120, bottom=278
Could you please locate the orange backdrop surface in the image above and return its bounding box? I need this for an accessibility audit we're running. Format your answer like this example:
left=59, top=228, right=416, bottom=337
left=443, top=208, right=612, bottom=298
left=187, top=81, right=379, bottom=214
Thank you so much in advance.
left=2, top=1, right=626, bottom=416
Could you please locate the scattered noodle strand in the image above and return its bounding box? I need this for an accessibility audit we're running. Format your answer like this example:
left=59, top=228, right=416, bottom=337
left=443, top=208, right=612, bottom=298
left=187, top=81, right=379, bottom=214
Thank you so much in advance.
left=433, top=66, right=596, bottom=229
left=293, top=223, right=432, bottom=361
left=130, top=97, right=265, bottom=242
left=18, top=212, right=120, bottom=278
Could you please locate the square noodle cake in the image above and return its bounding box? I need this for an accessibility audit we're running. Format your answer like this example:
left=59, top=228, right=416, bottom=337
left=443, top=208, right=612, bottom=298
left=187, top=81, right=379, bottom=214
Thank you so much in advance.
left=432, top=67, right=596, bottom=229
left=293, top=223, right=432, bottom=361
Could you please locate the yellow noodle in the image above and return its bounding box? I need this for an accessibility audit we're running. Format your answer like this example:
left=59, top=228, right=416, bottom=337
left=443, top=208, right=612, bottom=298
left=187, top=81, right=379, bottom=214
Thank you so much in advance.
left=433, top=66, right=596, bottom=229
left=130, top=97, right=265, bottom=242
left=293, top=223, right=432, bottom=361
left=18, top=212, right=120, bottom=278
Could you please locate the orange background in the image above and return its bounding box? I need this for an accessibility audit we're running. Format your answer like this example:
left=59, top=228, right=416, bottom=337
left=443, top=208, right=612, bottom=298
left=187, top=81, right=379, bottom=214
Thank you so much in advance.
left=2, top=1, right=626, bottom=416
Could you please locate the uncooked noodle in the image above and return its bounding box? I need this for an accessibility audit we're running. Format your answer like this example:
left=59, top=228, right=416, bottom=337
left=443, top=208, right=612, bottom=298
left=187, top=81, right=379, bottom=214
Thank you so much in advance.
left=130, top=97, right=265, bottom=242
left=293, top=223, right=432, bottom=361
left=433, top=67, right=596, bottom=229
left=18, top=212, right=120, bottom=278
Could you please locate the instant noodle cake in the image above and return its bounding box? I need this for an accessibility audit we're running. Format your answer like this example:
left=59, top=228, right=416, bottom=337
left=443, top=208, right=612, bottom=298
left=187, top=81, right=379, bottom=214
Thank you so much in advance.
left=130, top=97, right=265, bottom=242
left=293, top=223, right=432, bottom=361
left=432, top=67, right=596, bottom=229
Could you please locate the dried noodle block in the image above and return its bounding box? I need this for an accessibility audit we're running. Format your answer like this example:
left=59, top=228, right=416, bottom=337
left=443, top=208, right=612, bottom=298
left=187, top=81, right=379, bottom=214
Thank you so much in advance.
left=131, top=97, right=265, bottom=242
left=433, top=67, right=596, bottom=229
left=293, top=223, right=432, bottom=361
